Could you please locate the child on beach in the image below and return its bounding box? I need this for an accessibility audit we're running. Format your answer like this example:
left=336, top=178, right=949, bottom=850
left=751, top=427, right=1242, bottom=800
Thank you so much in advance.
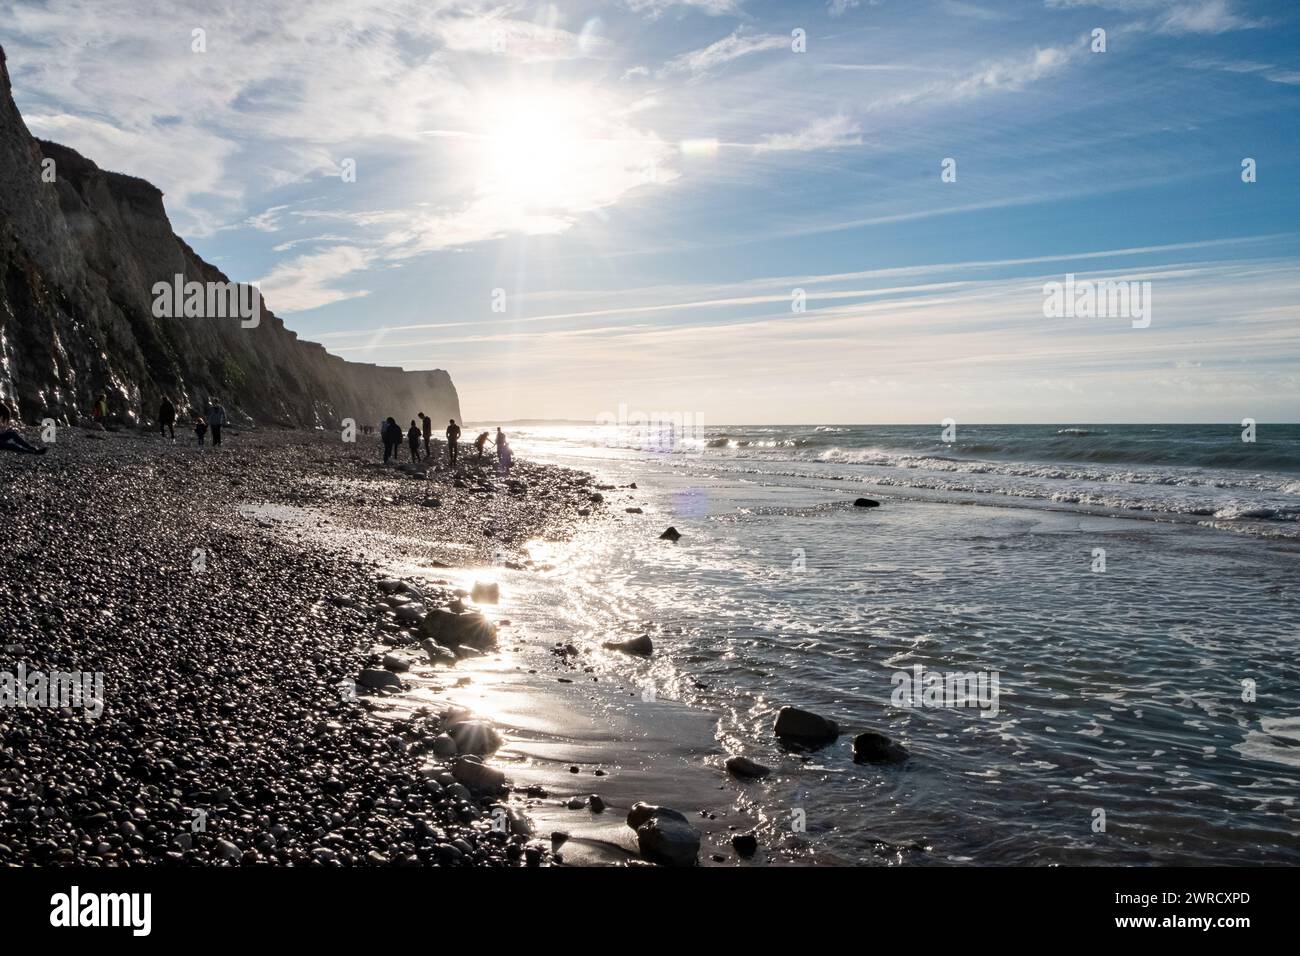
left=195, top=418, right=208, bottom=446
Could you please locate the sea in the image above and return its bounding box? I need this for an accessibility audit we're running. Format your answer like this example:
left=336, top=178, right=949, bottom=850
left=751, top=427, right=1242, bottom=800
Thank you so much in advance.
left=464, top=423, right=1300, bottom=864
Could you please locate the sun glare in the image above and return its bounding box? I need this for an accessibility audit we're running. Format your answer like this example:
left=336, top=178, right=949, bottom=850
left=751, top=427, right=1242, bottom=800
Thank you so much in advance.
left=479, top=87, right=599, bottom=209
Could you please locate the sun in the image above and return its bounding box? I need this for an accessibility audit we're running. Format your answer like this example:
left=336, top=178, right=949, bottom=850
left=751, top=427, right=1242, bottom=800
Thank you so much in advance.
left=478, top=87, right=598, bottom=209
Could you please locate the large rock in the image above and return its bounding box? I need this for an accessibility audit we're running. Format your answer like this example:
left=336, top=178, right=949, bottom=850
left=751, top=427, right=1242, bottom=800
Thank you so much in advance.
left=419, top=637, right=457, bottom=665
left=659, top=526, right=681, bottom=542
left=357, top=668, right=402, bottom=691
left=420, top=608, right=498, bottom=651
left=773, top=706, right=839, bottom=748
left=852, top=731, right=909, bottom=764
left=451, top=757, right=506, bottom=795
left=725, top=755, right=771, bottom=779
left=853, top=498, right=881, bottom=508
left=626, top=803, right=700, bottom=867
left=602, top=634, right=653, bottom=656
left=447, top=718, right=503, bottom=755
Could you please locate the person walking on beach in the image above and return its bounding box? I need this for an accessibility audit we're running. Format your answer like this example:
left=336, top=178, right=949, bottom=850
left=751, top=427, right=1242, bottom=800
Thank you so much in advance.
left=407, top=420, right=421, bottom=461
left=158, top=396, right=176, bottom=440
left=446, top=418, right=461, bottom=467
left=419, top=412, right=432, bottom=458
left=474, top=431, right=490, bottom=461
left=496, top=427, right=512, bottom=477
left=194, top=417, right=208, bottom=446
left=382, top=417, right=401, bottom=464
left=205, top=398, right=227, bottom=448
left=91, top=394, right=108, bottom=429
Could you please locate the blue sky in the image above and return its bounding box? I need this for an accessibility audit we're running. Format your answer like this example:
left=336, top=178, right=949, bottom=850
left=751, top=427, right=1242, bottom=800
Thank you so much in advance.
left=3, top=0, right=1299, bottom=422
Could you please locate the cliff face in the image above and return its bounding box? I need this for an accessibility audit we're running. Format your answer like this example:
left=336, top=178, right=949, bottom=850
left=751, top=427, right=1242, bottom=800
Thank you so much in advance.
left=0, top=46, right=460, bottom=428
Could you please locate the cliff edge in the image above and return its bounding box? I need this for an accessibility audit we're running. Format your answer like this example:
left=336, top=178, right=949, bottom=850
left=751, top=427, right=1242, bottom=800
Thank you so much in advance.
left=0, top=45, right=461, bottom=428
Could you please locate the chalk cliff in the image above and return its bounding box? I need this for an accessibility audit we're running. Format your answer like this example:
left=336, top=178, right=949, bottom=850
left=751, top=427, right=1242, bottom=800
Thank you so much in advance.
left=0, top=45, right=460, bottom=428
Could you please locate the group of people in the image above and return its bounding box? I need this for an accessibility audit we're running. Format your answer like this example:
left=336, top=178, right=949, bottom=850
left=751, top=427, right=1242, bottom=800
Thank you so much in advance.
left=155, top=395, right=226, bottom=446
left=378, top=414, right=513, bottom=475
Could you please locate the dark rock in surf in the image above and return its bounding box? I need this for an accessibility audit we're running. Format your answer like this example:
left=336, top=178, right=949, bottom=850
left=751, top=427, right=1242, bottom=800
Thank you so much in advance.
left=725, top=755, right=771, bottom=779
left=420, top=607, right=498, bottom=651
left=773, top=706, right=839, bottom=748
left=627, top=803, right=700, bottom=867
left=602, top=634, right=653, bottom=656
left=853, top=498, right=880, bottom=508
left=852, top=731, right=909, bottom=764
left=731, top=832, right=759, bottom=858
left=659, top=526, right=681, bottom=542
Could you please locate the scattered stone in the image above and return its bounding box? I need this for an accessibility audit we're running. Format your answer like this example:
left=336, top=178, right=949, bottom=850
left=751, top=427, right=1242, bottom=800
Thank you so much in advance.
left=725, top=755, right=771, bottom=779
left=853, top=498, right=881, bottom=508
left=471, top=581, right=500, bottom=604
left=452, top=758, right=506, bottom=795
left=602, top=634, right=653, bottom=656
left=659, top=526, right=681, bottom=542
left=357, top=668, right=402, bottom=691
left=731, top=833, right=758, bottom=857
left=626, top=803, right=700, bottom=867
left=421, top=607, right=498, bottom=651
left=588, top=794, right=606, bottom=813
left=625, top=507, right=643, bottom=514
left=773, top=706, right=839, bottom=748
left=447, top=718, right=503, bottom=755
left=381, top=653, right=410, bottom=673
left=852, top=731, right=909, bottom=764
left=419, top=638, right=457, bottom=665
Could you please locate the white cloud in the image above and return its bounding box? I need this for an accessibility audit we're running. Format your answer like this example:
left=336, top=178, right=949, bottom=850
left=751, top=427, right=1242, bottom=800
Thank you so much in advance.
left=754, top=115, right=863, bottom=152
left=253, top=245, right=373, bottom=313
left=661, top=29, right=788, bottom=75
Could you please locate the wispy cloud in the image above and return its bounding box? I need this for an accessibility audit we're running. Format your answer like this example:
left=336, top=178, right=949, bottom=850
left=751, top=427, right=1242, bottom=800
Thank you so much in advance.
left=661, top=28, right=789, bottom=75
left=754, top=115, right=863, bottom=152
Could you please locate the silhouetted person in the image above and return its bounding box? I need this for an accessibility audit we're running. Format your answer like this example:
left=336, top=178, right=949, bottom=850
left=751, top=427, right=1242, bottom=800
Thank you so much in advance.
left=475, top=431, right=490, bottom=461
left=206, top=398, right=227, bottom=447
left=446, top=418, right=461, bottom=466
left=382, top=417, right=401, bottom=464
left=419, top=412, right=432, bottom=457
left=158, top=396, right=176, bottom=439
left=407, top=420, right=421, bottom=461
left=194, top=418, right=207, bottom=446
left=91, top=394, right=107, bottom=429
left=496, top=428, right=512, bottom=477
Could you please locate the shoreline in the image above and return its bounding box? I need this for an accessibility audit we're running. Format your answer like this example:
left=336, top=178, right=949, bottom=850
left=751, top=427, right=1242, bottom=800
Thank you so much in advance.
left=0, top=426, right=623, bottom=866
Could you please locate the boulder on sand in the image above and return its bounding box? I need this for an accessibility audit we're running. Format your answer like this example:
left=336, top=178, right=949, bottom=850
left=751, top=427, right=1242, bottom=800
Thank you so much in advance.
left=447, top=718, right=503, bottom=755
left=725, top=755, right=771, bottom=779
left=626, top=803, right=700, bottom=867
left=357, top=668, right=402, bottom=691
left=852, top=731, right=909, bottom=764
left=451, top=757, right=506, bottom=795
left=602, top=634, right=653, bottom=656
left=419, top=638, right=457, bottom=665
left=659, top=526, right=681, bottom=542
left=420, top=607, right=498, bottom=651
left=773, top=706, right=839, bottom=748
left=853, top=498, right=881, bottom=508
